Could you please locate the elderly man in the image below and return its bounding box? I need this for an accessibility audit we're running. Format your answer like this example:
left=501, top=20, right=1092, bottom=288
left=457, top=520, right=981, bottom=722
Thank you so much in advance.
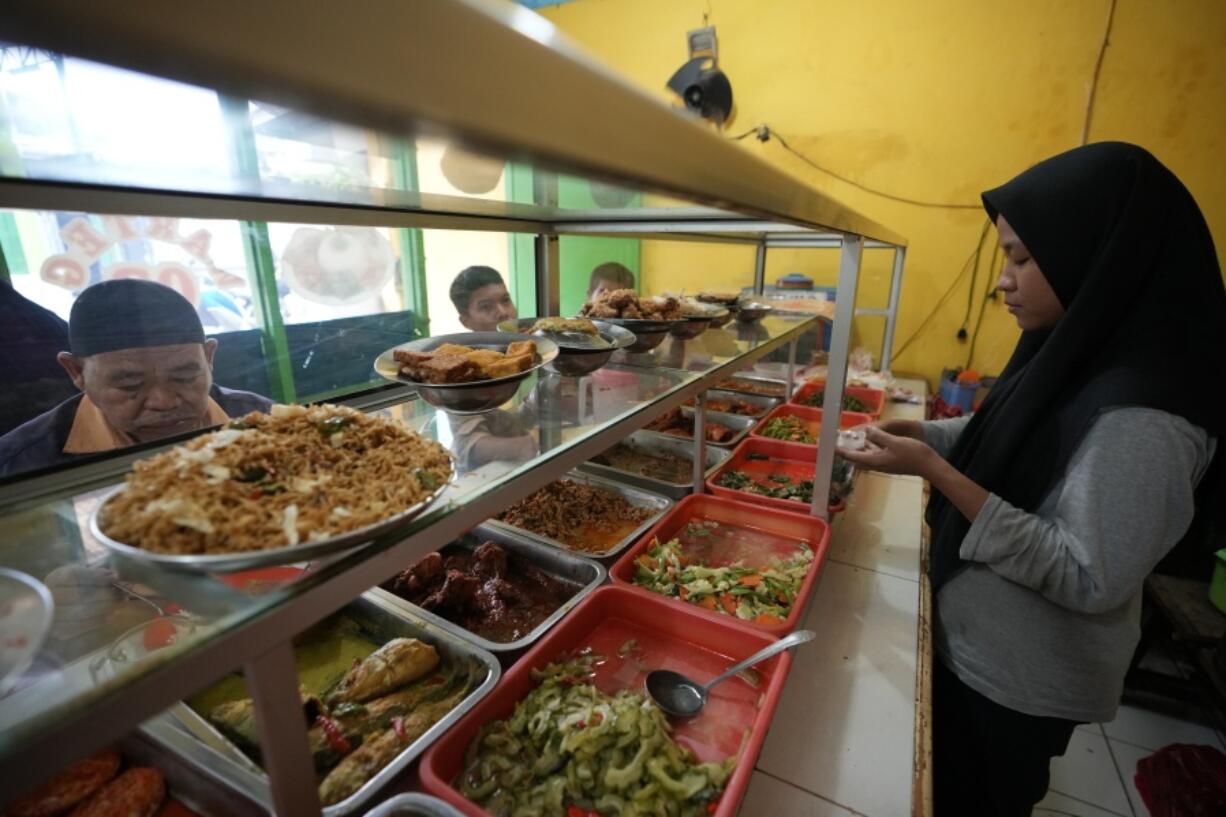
left=0, top=279, right=271, bottom=477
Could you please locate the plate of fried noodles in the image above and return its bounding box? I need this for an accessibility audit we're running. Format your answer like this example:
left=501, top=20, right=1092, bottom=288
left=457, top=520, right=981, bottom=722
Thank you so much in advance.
left=90, top=404, right=454, bottom=572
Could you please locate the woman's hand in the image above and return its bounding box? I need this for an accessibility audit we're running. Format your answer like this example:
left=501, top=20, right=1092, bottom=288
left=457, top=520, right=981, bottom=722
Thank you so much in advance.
left=840, top=426, right=939, bottom=478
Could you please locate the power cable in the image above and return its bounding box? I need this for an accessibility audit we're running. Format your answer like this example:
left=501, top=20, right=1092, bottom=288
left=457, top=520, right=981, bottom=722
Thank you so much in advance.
left=1081, top=0, right=1118, bottom=145
left=732, top=125, right=983, bottom=210
left=957, top=219, right=992, bottom=338
left=966, top=241, right=1001, bottom=369
left=891, top=218, right=991, bottom=363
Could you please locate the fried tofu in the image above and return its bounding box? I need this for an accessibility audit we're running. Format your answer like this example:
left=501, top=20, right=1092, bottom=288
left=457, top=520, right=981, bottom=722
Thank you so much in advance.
left=396, top=340, right=538, bottom=383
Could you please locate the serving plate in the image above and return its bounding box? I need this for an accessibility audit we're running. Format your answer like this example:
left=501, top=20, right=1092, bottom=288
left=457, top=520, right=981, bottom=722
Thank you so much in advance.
left=374, top=332, right=558, bottom=414
left=0, top=569, right=53, bottom=697
left=590, top=317, right=679, bottom=353
left=496, top=318, right=635, bottom=376
left=88, top=467, right=454, bottom=574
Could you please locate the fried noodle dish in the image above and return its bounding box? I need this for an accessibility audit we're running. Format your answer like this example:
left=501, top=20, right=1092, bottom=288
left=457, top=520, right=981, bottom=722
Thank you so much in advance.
left=99, top=404, right=452, bottom=555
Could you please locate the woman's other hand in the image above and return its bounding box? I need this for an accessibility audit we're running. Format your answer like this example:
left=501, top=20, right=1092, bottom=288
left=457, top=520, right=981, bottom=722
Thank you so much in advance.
left=840, top=425, right=938, bottom=478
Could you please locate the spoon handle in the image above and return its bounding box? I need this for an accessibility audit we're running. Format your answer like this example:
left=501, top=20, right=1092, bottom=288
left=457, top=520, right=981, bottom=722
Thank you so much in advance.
left=702, top=630, right=816, bottom=693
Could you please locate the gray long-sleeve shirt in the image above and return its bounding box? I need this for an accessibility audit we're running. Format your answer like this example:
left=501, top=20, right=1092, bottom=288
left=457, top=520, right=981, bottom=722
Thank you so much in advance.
left=925, top=408, right=1216, bottom=723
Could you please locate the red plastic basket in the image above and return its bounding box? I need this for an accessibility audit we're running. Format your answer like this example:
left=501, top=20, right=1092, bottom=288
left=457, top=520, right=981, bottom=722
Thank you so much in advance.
left=707, top=437, right=849, bottom=514
left=750, top=403, right=872, bottom=445
left=609, top=494, right=830, bottom=636
left=789, top=380, right=886, bottom=418
left=419, top=586, right=794, bottom=817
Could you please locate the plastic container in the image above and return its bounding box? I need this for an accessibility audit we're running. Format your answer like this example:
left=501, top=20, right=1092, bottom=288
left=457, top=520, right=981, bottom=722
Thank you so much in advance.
left=419, top=586, right=794, bottom=817
left=789, top=380, right=886, bottom=418
left=1210, top=549, right=1226, bottom=614
left=609, top=494, right=830, bottom=635
left=751, top=404, right=873, bottom=445
left=939, top=377, right=978, bottom=413
left=707, top=437, right=850, bottom=514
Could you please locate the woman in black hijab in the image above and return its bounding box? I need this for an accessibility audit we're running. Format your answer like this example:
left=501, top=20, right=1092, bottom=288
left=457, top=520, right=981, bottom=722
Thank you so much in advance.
left=842, top=142, right=1225, bottom=815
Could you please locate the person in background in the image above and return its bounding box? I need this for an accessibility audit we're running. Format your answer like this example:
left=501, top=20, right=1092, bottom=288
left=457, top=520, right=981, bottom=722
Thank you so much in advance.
left=0, top=277, right=77, bottom=434
left=586, top=261, right=636, bottom=301
left=449, top=265, right=517, bottom=331
left=840, top=143, right=1225, bottom=815
left=0, top=279, right=272, bottom=477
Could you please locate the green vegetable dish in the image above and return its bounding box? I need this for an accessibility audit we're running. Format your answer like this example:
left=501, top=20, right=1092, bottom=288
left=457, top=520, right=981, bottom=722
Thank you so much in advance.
left=633, top=537, right=812, bottom=626
left=459, top=652, right=733, bottom=817
left=758, top=416, right=815, bottom=444
left=799, top=389, right=870, bottom=413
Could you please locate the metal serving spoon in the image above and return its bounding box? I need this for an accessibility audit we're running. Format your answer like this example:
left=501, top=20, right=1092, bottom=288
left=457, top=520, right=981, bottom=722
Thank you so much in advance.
left=645, top=629, right=816, bottom=717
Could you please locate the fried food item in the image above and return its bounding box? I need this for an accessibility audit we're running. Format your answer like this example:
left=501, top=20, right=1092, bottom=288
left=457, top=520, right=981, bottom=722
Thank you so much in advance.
left=66, top=768, right=165, bottom=817
left=318, top=681, right=472, bottom=805
left=326, top=638, right=440, bottom=706
left=698, top=290, right=740, bottom=304
left=209, top=688, right=326, bottom=757
left=529, top=317, right=598, bottom=336
left=579, top=288, right=683, bottom=320
left=496, top=479, right=652, bottom=552
left=394, top=341, right=537, bottom=384
left=5, top=749, right=121, bottom=817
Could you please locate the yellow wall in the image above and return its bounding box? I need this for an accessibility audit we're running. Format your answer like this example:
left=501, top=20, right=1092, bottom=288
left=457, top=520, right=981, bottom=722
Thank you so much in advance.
left=539, top=0, right=1226, bottom=385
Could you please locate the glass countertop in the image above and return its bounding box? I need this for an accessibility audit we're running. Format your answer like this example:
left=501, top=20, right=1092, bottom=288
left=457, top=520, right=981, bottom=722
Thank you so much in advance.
left=0, top=315, right=816, bottom=756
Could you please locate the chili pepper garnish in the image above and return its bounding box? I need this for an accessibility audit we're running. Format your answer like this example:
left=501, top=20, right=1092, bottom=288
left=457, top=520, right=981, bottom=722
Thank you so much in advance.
left=315, top=715, right=351, bottom=755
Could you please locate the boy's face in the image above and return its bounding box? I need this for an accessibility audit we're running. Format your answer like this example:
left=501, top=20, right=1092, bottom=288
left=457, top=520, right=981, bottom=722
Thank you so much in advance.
left=460, top=282, right=517, bottom=331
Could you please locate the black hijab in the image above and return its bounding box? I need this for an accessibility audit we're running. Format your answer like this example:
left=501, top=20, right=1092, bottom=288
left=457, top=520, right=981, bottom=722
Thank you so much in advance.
left=928, top=142, right=1226, bottom=589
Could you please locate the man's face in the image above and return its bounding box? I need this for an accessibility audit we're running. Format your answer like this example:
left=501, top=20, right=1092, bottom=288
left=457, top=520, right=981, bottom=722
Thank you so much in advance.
left=58, top=341, right=218, bottom=443
left=459, top=283, right=517, bottom=332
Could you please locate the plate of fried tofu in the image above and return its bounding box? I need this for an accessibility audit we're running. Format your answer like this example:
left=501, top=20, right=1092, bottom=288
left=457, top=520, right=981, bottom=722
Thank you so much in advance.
left=374, top=332, right=559, bottom=414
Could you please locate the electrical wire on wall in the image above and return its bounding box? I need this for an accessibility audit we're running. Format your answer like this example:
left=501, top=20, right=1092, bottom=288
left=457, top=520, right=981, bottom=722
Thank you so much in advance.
left=731, top=125, right=983, bottom=210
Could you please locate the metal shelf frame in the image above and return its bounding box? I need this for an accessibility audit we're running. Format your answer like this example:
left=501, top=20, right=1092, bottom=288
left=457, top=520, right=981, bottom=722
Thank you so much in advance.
left=0, top=3, right=907, bottom=812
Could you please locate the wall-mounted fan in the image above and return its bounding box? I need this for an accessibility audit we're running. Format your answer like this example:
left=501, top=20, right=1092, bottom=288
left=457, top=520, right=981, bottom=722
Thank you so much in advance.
left=666, top=26, right=734, bottom=127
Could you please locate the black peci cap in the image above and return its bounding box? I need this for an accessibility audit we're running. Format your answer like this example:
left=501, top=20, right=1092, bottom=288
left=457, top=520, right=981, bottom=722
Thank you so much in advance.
left=69, top=279, right=205, bottom=357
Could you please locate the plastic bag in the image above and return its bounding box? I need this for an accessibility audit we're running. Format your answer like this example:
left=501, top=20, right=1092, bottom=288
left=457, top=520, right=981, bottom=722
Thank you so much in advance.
left=1134, top=743, right=1226, bottom=817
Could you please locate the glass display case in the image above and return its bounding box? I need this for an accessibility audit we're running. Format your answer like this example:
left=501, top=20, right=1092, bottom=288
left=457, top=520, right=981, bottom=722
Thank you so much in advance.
left=0, top=2, right=907, bottom=814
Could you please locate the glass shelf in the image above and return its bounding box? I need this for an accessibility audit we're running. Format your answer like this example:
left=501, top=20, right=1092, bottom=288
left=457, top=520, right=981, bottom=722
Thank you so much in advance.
left=0, top=316, right=815, bottom=762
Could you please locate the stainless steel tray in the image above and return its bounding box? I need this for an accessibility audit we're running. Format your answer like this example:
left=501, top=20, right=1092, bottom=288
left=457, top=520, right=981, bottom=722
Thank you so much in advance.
left=660, top=406, right=758, bottom=449
left=369, top=523, right=605, bottom=654
left=579, top=430, right=732, bottom=499
left=152, top=592, right=500, bottom=817
left=365, top=793, right=465, bottom=817
left=88, top=470, right=454, bottom=574
left=689, top=389, right=780, bottom=418
left=713, top=374, right=790, bottom=399
left=127, top=722, right=267, bottom=817
left=488, top=469, right=672, bottom=561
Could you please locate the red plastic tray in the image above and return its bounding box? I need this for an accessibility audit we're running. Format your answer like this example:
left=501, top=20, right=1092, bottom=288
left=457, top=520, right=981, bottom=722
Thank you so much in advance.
left=419, top=586, right=793, bottom=817
left=707, top=437, right=848, bottom=514
left=609, top=494, right=830, bottom=636
left=789, top=380, right=886, bottom=418
left=751, top=403, right=872, bottom=445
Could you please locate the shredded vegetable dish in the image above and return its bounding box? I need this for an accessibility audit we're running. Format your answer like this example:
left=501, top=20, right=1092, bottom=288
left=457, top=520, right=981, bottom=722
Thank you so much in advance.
left=99, top=404, right=452, bottom=554
left=758, top=416, right=816, bottom=444
left=633, top=535, right=812, bottom=626
left=459, top=652, right=733, bottom=816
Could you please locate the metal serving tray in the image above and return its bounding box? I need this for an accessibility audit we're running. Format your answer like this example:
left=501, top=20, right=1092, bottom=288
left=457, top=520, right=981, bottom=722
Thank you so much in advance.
left=364, top=793, right=465, bottom=817
left=369, top=523, right=605, bottom=655
left=487, top=469, right=673, bottom=561
left=714, top=374, right=790, bottom=399
left=152, top=592, right=500, bottom=817
left=688, top=388, right=781, bottom=418
left=579, top=430, right=732, bottom=499
left=666, top=406, right=758, bottom=449
left=129, top=722, right=267, bottom=817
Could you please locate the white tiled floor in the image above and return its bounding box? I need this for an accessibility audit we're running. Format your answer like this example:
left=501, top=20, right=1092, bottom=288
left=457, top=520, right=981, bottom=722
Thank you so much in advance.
left=1040, top=706, right=1226, bottom=816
